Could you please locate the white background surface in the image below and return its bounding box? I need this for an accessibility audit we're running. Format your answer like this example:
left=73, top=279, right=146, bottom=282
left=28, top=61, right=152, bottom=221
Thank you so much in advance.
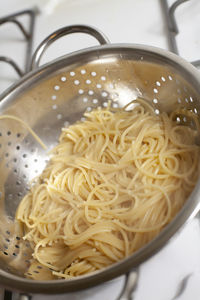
left=0, top=0, right=200, bottom=299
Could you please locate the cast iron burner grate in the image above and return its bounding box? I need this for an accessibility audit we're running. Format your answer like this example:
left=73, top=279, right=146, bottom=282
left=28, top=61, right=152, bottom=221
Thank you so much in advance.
left=0, top=8, right=37, bottom=78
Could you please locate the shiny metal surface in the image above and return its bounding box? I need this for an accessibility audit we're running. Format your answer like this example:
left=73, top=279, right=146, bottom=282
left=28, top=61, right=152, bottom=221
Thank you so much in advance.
left=117, top=270, right=139, bottom=300
left=0, top=25, right=200, bottom=294
left=31, top=24, right=110, bottom=70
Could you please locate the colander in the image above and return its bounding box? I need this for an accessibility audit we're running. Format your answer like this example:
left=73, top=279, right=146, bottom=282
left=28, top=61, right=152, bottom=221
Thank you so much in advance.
left=0, top=24, right=200, bottom=299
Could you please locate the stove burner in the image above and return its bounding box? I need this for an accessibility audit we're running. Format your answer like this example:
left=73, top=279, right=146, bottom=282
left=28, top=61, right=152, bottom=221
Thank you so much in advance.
left=0, top=8, right=37, bottom=78
left=161, top=0, right=200, bottom=67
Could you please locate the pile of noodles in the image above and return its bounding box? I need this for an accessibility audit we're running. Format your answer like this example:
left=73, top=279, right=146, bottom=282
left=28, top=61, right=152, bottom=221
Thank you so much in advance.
left=16, top=100, right=200, bottom=279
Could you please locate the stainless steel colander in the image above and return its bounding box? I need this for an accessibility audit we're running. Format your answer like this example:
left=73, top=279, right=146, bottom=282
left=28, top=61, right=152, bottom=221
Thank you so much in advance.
left=0, top=24, right=200, bottom=297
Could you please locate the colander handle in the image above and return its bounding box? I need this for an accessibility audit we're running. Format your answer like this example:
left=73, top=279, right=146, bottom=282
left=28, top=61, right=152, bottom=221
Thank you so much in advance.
left=117, top=269, right=139, bottom=300
left=192, top=60, right=200, bottom=69
left=18, top=293, right=32, bottom=300
left=30, top=24, right=110, bottom=70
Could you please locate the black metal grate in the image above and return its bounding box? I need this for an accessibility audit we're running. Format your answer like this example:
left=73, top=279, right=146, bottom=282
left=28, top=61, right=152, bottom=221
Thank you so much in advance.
left=160, top=0, right=200, bottom=67
left=0, top=9, right=37, bottom=78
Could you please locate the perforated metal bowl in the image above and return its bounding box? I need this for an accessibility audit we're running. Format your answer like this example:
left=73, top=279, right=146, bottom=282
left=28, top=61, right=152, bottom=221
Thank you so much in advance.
left=0, top=25, right=200, bottom=295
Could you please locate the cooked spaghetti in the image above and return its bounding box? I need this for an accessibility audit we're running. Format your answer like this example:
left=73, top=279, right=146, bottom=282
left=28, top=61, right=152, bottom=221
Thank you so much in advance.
left=16, top=100, right=200, bottom=279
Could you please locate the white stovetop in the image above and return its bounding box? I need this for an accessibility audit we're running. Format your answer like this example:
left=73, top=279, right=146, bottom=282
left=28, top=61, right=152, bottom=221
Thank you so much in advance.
left=0, top=0, right=200, bottom=299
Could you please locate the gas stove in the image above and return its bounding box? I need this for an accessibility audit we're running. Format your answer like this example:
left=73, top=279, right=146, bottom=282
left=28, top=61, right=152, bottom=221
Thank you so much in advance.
left=0, top=1, right=200, bottom=299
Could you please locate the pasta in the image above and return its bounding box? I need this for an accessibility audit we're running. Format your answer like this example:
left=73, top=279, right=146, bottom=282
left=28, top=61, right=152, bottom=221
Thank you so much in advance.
left=16, top=99, right=200, bottom=279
